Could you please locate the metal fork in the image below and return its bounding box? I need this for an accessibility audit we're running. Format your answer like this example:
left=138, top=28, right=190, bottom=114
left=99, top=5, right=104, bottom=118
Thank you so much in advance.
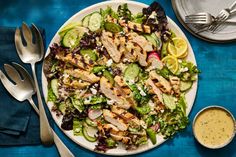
left=209, top=9, right=231, bottom=32
left=185, top=12, right=214, bottom=25
left=209, top=1, right=236, bottom=32
left=15, top=23, right=53, bottom=145
left=185, top=11, right=236, bottom=25
left=0, top=63, right=74, bottom=157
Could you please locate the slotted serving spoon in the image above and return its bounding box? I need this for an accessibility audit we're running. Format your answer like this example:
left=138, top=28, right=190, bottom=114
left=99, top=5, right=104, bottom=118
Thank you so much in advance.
left=15, top=22, right=53, bottom=145
left=0, top=63, right=74, bottom=157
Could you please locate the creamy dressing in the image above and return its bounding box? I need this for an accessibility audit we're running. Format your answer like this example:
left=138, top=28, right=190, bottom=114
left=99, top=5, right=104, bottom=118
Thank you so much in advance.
left=194, top=108, right=235, bottom=148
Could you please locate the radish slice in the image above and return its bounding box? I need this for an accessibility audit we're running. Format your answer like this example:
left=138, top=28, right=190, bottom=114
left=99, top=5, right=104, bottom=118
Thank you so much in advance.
left=147, top=51, right=163, bottom=70
left=148, top=51, right=161, bottom=61
left=150, top=123, right=160, bottom=132
left=88, top=109, right=102, bottom=120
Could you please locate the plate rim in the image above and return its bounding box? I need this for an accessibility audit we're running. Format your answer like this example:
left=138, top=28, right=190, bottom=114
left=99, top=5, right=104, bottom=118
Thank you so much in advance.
left=42, top=0, right=198, bottom=156
left=171, top=0, right=236, bottom=43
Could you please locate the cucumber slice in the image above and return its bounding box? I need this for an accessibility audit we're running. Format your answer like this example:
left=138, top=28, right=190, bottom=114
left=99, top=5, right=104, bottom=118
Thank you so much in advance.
left=162, top=93, right=176, bottom=110
left=58, top=102, right=66, bottom=114
left=151, top=33, right=162, bottom=49
left=146, top=128, right=156, bottom=144
left=85, top=117, right=97, bottom=127
left=144, top=35, right=157, bottom=48
left=73, top=118, right=83, bottom=136
left=51, top=79, right=59, bottom=98
left=103, top=70, right=114, bottom=85
left=62, top=27, right=85, bottom=48
left=82, top=14, right=91, bottom=28
left=124, top=63, right=140, bottom=82
left=82, top=125, right=97, bottom=142
left=88, top=12, right=102, bottom=31
left=161, top=42, right=168, bottom=58
left=180, top=81, right=193, bottom=92
left=80, top=49, right=98, bottom=61
left=104, top=22, right=122, bottom=33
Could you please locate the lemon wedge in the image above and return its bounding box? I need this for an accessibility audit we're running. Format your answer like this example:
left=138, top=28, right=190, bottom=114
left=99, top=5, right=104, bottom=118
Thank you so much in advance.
left=161, top=55, right=179, bottom=74
left=167, top=37, right=188, bottom=58
left=178, top=50, right=188, bottom=58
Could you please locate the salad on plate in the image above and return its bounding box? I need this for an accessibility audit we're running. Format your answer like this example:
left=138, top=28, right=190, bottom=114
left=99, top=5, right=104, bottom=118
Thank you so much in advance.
left=43, top=2, right=200, bottom=152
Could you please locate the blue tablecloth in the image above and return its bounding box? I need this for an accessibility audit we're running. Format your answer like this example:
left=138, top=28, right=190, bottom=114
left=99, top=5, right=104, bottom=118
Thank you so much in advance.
left=0, top=0, right=235, bottom=156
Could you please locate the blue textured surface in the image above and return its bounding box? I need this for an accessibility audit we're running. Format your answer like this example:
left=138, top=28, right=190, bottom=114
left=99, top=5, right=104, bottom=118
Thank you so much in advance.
left=0, top=0, right=236, bottom=156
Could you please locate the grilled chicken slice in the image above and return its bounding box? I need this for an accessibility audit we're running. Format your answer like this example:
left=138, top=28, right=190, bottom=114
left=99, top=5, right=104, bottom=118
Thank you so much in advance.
left=169, top=76, right=180, bottom=96
left=110, top=132, right=131, bottom=144
left=70, top=80, right=90, bottom=89
left=122, top=87, right=132, bottom=95
left=64, top=69, right=100, bottom=83
left=101, top=31, right=122, bottom=63
left=100, top=77, right=132, bottom=109
left=114, top=82, right=137, bottom=109
left=103, top=109, right=128, bottom=131
left=132, top=35, right=153, bottom=52
left=127, top=21, right=151, bottom=33
left=146, top=78, right=163, bottom=103
left=55, top=51, right=86, bottom=69
left=97, top=122, right=130, bottom=144
left=150, top=71, right=172, bottom=94
left=119, top=20, right=151, bottom=33
left=103, top=123, right=120, bottom=132
left=114, top=76, right=126, bottom=87
left=111, top=106, right=140, bottom=127
left=133, top=44, right=148, bottom=67
left=62, top=75, right=91, bottom=89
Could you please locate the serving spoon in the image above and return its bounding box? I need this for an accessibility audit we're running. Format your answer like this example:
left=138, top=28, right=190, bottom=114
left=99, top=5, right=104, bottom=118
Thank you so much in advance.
left=0, top=63, right=74, bottom=157
left=14, top=22, right=53, bottom=145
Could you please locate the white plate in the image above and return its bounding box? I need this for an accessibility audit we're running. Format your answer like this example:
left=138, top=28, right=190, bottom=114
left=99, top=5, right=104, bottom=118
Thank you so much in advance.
left=42, top=1, right=198, bottom=156
left=172, top=0, right=236, bottom=43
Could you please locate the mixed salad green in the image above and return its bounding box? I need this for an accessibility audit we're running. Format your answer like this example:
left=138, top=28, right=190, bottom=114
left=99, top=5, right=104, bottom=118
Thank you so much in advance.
left=44, top=2, right=200, bottom=152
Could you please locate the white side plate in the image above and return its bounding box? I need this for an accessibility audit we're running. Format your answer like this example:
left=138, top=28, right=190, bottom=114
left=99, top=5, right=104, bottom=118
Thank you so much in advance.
left=172, top=0, right=236, bottom=42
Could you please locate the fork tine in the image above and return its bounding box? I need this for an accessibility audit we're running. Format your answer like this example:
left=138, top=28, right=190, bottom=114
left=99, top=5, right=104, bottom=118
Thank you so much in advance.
left=0, top=69, right=14, bottom=87
left=4, top=64, right=22, bottom=84
left=186, top=13, right=207, bottom=17
left=185, top=20, right=207, bottom=24
left=22, top=22, right=33, bottom=44
left=11, top=62, right=35, bottom=88
left=209, top=15, right=228, bottom=32
left=0, top=69, right=18, bottom=99
left=185, top=18, right=207, bottom=22
left=31, top=24, right=44, bottom=51
left=185, top=17, right=207, bottom=24
left=210, top=20, right=227, bottom=32
left=185, top=15, right=206, bottom=18
left=14, top=28, right=26, bottom=56
left=185, top=16, right=206, bottom=20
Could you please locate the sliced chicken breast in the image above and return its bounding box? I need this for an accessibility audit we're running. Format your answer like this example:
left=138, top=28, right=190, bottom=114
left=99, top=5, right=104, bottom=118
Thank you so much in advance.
left=150, top=71, right=172, bottom=93
left=100, top=77, right=132, bottom=109
left=55, top=51, right=86, bottom=69
left=101, top=31, right=122, bottom=63
left=103, top=109, right=128, bottom=131
left=64, top=69, right=100, bottom=83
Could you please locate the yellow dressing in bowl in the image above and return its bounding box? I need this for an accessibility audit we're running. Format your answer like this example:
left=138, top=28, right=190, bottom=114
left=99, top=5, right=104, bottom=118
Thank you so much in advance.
left=193, top=107, right=235, bottom=148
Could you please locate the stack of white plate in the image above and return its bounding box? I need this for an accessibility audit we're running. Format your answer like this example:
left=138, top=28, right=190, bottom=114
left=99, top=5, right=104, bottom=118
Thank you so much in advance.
left=172, top=0, right=236, bottom=42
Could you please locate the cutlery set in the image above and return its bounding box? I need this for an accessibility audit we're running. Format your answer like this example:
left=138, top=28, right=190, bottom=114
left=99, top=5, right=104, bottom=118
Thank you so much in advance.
left=185, top=1, right=236, bottom=33
left=0, top=23, right=74, bottom=157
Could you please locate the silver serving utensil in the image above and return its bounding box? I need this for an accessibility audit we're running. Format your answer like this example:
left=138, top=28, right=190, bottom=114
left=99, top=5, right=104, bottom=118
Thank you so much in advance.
left=14, top=22, right=53, bottom=145
left=0, top=63, right=74, bottom=157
